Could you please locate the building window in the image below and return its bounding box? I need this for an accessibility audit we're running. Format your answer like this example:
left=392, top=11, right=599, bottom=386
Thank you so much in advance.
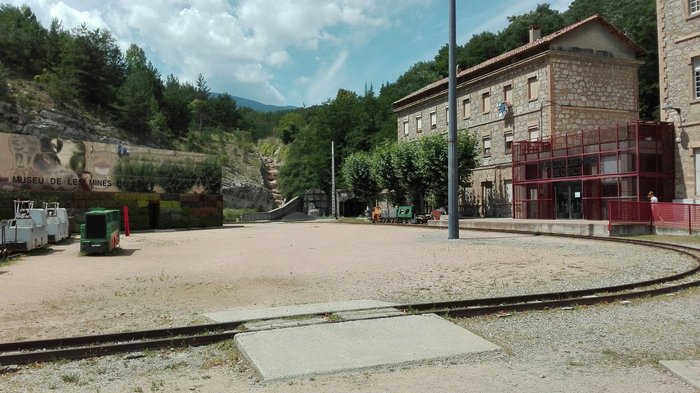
left=694, top=56, right=700, bottom=99
left=403, top=120, right=409, bottom=136
left=528, top=76, right=539, bottom=101
left=482, top=92, right=491, bottom=113
left=505, top=133, right=513, bottom=153
left=463, top=98, right=471, bottom=119
left=503, top=84, right=513, bottom=104
left=528, top=126, right=539, bottom=141
left=416, top=115, right=422, bottom=133
left=482, top=137, right=491, bottom=157
left=445, top=106, right=449, bottom=125
left=430, top=111, right=437, bottom=129
left=691, top=0, right=700, bottom=15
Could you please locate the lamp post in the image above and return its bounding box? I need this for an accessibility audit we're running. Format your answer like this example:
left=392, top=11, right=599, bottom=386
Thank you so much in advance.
left=447, top=0, right=459, bottom=239
left=331, top=141, right=337, bottom=219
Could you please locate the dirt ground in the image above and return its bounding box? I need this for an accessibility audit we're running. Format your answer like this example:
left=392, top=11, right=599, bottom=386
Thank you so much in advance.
left=0, top=222, right=698, bottom=392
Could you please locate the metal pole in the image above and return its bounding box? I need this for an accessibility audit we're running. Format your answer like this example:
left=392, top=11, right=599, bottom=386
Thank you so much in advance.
left=447, top=0, right=459, bottom=239
left=331, top=141, right=337, bottom=219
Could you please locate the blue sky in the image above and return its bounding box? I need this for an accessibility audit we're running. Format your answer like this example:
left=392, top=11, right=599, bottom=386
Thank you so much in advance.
left=10, top=0, right=573, bottom=107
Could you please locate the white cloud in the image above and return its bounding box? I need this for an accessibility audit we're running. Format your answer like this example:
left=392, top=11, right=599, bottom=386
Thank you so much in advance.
left=6, top=0, right=398, bottom=104
left=302, top=49, right=350, bottom=105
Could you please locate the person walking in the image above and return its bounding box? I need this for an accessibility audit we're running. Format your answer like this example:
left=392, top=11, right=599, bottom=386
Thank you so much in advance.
left=648, top=191, right=658, bottom=203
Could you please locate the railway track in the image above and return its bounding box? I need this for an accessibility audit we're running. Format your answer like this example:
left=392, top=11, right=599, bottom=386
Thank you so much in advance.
left=0, top=236, right=698, bottom=366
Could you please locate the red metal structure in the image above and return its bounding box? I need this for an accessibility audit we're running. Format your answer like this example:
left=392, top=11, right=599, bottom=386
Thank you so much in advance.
left=609, top=200, right=700, bottom=234
left=512, top=122, right=675, bottom=220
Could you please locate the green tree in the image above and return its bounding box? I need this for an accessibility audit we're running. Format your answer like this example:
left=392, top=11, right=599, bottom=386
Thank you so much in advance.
left=116, top=69, right=160, bottom=135
left=277, top=122, right=330, bottom=198
left=45, top=18, right=68, bottom=69
left=35, top=63, right=79, bottom=105
left=58, top=24, right=126, bottom=110
left=341, top=151, right=380, bottom=205
left=201, top=93, right=240, bottom=131
left=0, top=4, right=47, bottom=75
left=274, top=112, right=306, bottom=143
left=498, top=4, right=565, bottom=52
left=162, top=74, right=196, bottom=137
left=370, top=141, right=405, bottom=206
left=416, top=133, right=449, bottom=208
left=195, top=73, right=211, bottom=100
left=391, top=140, right=424, bottom=205
left=457, top=129, right=481, bottom=187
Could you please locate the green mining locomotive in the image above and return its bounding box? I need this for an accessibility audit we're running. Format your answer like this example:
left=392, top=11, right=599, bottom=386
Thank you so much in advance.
left=80, top=208, right=121, bottom=254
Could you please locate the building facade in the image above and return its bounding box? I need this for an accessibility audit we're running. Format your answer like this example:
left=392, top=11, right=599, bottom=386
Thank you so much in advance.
left=657, top=0, right=700, bottom=202
left=394, top=15, right=644, bottom=217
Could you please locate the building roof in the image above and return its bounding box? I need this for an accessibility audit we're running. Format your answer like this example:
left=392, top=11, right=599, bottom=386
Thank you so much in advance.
left=393, top=15, right=645, bottom=108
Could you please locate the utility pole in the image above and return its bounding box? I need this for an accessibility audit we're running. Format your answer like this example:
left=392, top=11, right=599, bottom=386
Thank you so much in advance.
left=331, top=141, right=337, bottom=219
left=448, top=0, right=459, bottom=239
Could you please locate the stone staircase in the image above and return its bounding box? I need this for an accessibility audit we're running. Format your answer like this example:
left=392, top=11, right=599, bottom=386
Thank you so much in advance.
left=261, top=156, right=284, bottom=207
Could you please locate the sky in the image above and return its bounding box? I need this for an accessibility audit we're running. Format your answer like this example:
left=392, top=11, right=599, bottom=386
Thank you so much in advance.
left=9, top=0, right=573, bottom=107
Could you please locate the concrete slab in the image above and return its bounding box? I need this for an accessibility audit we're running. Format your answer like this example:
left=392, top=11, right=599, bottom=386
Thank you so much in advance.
left=659, top=360, right=700, bottom=389
left=203, top=300, right=396, bottom=323
left=235, top=314, right=501, bottom=381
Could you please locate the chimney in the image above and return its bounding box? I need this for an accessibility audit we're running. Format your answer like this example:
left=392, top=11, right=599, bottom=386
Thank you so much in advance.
left=529, top=25, right=541, bottom=42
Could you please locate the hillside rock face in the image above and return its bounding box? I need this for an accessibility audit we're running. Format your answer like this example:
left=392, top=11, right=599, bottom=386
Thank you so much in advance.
left=0, top=99, right=275, bottom=210
left=222, top=176, right=276, bottom=212
left=0, top=100, right=126, bottom=144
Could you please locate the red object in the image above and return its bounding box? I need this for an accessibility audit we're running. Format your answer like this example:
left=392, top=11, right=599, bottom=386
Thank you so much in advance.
left=123, top=205, right=130, bottom=237
left=608, top=200, right=700, bottom=234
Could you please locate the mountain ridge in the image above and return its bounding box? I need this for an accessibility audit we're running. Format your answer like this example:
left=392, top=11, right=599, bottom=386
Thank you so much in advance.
left=214, top=93, right=297, bottom=113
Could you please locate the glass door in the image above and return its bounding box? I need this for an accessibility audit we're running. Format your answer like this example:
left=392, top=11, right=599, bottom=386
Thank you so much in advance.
left=555, top=181, right=582, bottom=219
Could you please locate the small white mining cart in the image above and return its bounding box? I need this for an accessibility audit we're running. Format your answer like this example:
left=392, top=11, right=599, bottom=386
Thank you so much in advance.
left=44, top=202, right=69, bottom=243
left=0, top=200, right=49, bottom=251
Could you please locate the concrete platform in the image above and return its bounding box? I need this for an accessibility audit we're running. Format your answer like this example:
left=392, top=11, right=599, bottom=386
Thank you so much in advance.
left=429, top=217, right=615, bottom=236
left=659, top=360, right=700, bottom=389
left=204, top=300, right=397, bottom=323
left=234, top=313, right=501, bottom=381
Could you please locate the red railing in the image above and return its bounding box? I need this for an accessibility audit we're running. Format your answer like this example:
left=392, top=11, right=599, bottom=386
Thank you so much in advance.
left=608, top=200, right=700, bottom=234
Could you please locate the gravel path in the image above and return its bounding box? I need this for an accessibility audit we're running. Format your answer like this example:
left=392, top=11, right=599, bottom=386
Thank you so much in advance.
left=0, top=222, right=698, bottom=392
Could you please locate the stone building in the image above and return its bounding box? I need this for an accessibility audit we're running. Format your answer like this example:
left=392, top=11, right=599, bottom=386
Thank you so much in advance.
left=657, top=0, right=700, bottom=202
left=393, top=15, right=644, bottom=217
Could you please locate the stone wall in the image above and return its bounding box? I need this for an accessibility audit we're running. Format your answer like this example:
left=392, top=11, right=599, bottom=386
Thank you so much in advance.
left=657, top=0, right=700, bottom=200
left=0, top=191, right=223, bottom=232
left=551, top=53, right=640, bottom=133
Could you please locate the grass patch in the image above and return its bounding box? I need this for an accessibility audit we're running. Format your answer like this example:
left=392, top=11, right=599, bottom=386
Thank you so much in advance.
left=622, top=234, right=700, bottom=246
left=224, top=208, right=258, bottom=223
left=60, top=373, right=80, bottom=384
left=337, top=217, right=371, bottom=225
left=201, top=339, right=239, bottom=369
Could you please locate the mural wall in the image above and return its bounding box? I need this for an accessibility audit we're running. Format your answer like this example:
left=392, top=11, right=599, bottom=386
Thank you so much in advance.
left=0, top=133, right=215, bottom=193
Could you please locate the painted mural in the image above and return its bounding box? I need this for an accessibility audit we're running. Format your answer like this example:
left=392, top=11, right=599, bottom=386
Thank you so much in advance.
left=0, top=132, right=217, bottom=193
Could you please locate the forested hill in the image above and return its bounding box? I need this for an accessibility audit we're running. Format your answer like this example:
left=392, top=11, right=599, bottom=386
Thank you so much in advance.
left=227, top=94, right=296, bottom=113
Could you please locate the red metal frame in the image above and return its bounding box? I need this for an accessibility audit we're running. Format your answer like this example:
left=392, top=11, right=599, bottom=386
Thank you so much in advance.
left=609, top=201, right=700, bottom=234
left=512, top=121, right=675, bottom=220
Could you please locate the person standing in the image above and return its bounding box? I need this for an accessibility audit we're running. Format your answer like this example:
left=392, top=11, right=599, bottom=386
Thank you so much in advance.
left=648, top=191, right=660, bottom=222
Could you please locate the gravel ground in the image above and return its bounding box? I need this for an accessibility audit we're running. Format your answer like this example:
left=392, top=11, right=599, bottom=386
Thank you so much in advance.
left=0, top=222, right=698, bottom=392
